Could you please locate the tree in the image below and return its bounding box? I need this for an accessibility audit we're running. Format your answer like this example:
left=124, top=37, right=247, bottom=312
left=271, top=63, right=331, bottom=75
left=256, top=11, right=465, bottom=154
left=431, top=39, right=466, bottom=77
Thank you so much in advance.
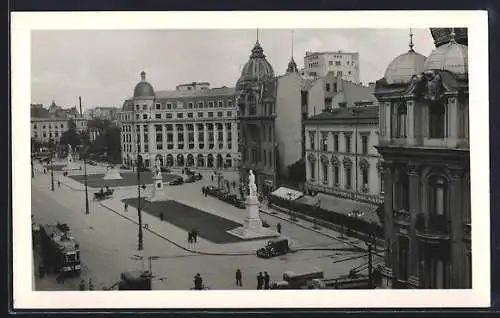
left=60, top=119, right=81, bottom=149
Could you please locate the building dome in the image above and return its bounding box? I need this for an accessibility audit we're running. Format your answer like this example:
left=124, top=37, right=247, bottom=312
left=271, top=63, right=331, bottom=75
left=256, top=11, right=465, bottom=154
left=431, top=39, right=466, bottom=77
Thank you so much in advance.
left=237, top=41, right=275, bottom=87
left=133, top=71, right=155, bottom=98
left=430, top=28, right=468, bottom=47
left=423, top=34, right=468, bottom=75
left=384, top=49, right=427, bottom=85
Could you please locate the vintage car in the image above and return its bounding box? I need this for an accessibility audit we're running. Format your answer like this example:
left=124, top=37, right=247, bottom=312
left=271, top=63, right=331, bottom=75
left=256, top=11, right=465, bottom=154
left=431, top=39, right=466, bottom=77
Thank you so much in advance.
left=169, top=177, right=184, bottom=186
left=256, top=238, right=290, bottom=258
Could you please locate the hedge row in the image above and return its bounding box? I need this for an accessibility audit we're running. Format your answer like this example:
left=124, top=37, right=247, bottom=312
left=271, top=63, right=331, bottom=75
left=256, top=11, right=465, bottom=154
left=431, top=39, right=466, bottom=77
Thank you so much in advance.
left=268, top=194, right=384, bottom=238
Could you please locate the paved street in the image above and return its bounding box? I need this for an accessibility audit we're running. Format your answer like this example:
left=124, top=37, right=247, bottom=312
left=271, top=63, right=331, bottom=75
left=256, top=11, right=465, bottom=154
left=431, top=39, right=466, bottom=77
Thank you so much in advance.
left=31, top=161, right=383, bottom=291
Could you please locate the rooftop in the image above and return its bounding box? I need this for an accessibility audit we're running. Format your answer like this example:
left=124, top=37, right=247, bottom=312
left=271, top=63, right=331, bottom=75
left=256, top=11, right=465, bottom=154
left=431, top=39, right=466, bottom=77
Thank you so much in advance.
left=128, top=86, right=236, bottom=100
left=305, top=105, right=379, bottom=122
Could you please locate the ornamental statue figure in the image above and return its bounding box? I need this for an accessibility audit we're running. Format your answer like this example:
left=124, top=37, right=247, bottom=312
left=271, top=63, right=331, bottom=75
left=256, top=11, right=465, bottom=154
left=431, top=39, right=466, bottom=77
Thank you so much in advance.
left=154, top=157, right=161, bottom=177
left=248, top=170, right=257, bottom=197
left=67, top=144, right=72, bottom=153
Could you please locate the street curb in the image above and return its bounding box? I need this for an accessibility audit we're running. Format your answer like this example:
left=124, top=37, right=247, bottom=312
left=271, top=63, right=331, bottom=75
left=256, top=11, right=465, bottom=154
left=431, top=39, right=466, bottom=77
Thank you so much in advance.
left=99, top=201, right=257, bottom=257
left=258, top=208, right=384, bottom=257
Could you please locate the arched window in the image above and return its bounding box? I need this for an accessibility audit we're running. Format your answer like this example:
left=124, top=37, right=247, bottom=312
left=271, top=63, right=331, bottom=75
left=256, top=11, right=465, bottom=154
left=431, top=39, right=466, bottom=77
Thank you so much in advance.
left=428, top=175, right=448, bottom=217
left=429, top=102, right=446, bottom=139
left=176, top=154, right=184, bottom=167
left=343, top=158, right=352, bottom=189
left=332, top=156, right=340, bottom=186
left=394, top=170, right=409, bottom=211
left=397, top=104, right=407, bottom=138
left=321, top=155, right=329, bottom=184
left=207, top=154, right=214, bottom=168
left=308, top=153, right=316, bottom=180
left=359, top=159, right=369, bottom=192
left=197, top=154, right=204, bottom=167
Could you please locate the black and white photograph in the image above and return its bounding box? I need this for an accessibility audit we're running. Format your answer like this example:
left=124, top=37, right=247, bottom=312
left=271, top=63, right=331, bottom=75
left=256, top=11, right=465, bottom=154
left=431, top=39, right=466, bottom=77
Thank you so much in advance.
left=12, top=11, right=490, bottom=309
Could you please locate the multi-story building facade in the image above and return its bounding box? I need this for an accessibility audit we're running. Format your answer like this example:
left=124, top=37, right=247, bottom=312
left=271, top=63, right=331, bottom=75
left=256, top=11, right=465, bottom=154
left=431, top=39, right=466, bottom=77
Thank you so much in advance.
left=303, top=50, right=360, bottom=83
left=236, top=39, right=277, bottom=195
left=304, top=106, right=383, bottom=206
left=31, top=103, right=88, bottom=143
left=119, top=72, right=240, bottom=170
left=374, top=29, right=470, bottom=289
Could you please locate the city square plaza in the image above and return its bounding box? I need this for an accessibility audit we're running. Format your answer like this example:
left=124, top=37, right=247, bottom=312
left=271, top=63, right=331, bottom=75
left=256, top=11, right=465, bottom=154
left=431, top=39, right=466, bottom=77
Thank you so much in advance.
left=31, top=158, right=383, bottom=291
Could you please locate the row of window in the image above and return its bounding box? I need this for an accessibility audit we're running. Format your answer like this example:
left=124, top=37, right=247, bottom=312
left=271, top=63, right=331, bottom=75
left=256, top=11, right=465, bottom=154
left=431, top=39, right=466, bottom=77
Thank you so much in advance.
left=127, top=110, right=237, bottom=121
left=123, top=131, right=233, bottom=143
left=33, top=123, right=65, bottom=129
left=122, top=122, right=236, bottom=133
left=310, top=132, right=370, bottom=154
left=123, top=142, right=233, bottom=153
left=132, top=99, right=234, bottom=112
left=309, top=160, right=383, bottom=193
left=123, top=153, right=234, bottom=169
left=33, top=131, right=60, bottom=139
left=242, top=147, right=273, bottom=167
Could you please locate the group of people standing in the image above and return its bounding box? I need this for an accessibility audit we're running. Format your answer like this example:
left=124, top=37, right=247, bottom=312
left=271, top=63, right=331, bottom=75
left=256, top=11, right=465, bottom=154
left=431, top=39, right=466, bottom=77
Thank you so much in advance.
left=234, top=269, right=272, bottom=289
left=188, top=230, right=198, bottom=243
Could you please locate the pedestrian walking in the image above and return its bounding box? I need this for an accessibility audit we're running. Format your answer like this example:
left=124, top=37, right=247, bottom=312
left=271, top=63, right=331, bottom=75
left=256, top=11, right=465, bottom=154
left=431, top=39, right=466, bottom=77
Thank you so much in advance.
left=124, top=202, right=128, bottom=212
left=58, top=180, right=61, bottom=188
left=160, top=212, right=164, bottom=221
left=193, top=229, right=198, bottom=243
left=235, top=268, right=242, bottom=286
left=232, top=180, right=236, bottom=189
left=188, top=231, right=193, bottom=243
left=277, top=223, right=282, bottom=234
left=88, top=278, right=94, bottom=290
left=257, top=272, right=264, bottom=290
left=79, top=279, right=85, bottom=290
left=264, top=272, right=270, bottom=290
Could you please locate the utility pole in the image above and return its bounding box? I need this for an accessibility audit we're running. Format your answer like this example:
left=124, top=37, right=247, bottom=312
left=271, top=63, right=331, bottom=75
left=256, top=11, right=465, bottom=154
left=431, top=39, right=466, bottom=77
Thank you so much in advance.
left=135, top=106, right=144, bottom=251
left=79, top=96, right=82, bottom=117
left=366, top=232, right=374, bottom=288
left=31, top=157, right=34, bottom=178
left=354, top=107, right=359, bottom=201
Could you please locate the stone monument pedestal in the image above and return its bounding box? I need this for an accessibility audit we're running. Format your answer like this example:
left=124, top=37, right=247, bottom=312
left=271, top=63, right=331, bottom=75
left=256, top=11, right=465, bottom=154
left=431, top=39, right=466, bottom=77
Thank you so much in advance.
left=227, top=195, right=279, bottom=240
left=146, top=175, right=165, bottom=202
left=103, top=167, right=123, bottom=180
left=63, top=153, right=79, bottom=171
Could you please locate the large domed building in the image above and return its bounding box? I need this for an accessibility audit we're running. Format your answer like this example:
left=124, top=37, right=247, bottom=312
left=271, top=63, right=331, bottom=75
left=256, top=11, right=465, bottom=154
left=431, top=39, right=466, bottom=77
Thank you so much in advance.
left=119, top=71, right=241, bottom=170
left=236, top=36, right=278, bottom=194
left=374, top=29, right=470, bottom=289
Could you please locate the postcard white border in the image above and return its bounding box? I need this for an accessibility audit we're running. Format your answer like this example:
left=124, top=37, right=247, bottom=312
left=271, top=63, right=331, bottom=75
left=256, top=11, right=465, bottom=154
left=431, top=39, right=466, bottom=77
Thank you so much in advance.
left=12, top=11, right=490, bottom=309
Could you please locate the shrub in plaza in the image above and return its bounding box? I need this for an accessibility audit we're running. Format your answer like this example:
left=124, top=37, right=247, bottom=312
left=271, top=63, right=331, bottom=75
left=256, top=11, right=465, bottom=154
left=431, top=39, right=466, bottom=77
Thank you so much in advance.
left=268, top=194, right=383, bottom=239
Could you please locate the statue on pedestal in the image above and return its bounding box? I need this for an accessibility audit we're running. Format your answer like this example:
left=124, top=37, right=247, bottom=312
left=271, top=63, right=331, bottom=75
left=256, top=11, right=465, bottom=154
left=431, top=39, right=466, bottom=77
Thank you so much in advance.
left=248, top=170, right=257, bottom=197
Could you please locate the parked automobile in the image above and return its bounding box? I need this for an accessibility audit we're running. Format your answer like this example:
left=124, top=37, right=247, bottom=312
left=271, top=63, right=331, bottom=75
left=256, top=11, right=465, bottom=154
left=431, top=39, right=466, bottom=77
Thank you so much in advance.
left=160, top=167, right=171, bottom=173
left=169, top=177, right=184, bottom=186
left=261, top=219, right=270, bottom=228
left=257, top=238, right=290, bottom=258
left=194, top=173, right=203, bottom=181
left=88, top=160, right=98, bottom=166
left=185, top=175, right=197, bottom=183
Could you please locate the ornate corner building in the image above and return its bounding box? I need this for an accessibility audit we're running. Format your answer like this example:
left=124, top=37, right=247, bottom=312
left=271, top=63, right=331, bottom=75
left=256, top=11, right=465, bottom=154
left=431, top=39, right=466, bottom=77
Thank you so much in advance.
left=236, top=40, right=277, bottom=195
left=374, top=29, right=471, bottom=289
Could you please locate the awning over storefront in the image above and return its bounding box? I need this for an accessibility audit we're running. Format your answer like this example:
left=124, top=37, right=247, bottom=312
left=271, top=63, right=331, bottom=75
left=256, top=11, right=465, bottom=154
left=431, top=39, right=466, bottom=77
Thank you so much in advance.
left=312, top=193, right=381, bottom=225
left=271, top=187, right=304, bottom=201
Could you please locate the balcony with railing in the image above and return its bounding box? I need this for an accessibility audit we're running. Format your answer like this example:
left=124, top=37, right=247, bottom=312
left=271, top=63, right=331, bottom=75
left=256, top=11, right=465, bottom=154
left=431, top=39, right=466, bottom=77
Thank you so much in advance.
left=415, top=213, right=451, bottom=244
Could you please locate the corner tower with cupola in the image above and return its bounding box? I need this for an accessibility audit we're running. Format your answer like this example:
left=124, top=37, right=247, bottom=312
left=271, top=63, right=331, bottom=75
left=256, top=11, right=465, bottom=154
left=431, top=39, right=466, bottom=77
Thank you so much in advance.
left=236, top=31, right=277, bottom=195
left=374, top=29, right=471, bottom=289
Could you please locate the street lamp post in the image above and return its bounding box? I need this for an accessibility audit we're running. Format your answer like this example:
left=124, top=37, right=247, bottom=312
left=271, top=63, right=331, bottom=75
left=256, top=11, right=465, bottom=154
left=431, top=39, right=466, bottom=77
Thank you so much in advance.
left=50, top=145, right=55, bottom=191
left=137, top=156, right=144, bottom=251
left=83, top=145, right=90, bottom=215
left=31, top=157, right=35, bottom=179
left=353, top=107, right=360, bottom=201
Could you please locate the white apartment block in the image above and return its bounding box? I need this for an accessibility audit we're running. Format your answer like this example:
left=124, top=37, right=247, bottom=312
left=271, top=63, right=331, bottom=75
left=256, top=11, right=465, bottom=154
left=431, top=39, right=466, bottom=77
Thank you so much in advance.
left=303, top=51, right=360, bottom=84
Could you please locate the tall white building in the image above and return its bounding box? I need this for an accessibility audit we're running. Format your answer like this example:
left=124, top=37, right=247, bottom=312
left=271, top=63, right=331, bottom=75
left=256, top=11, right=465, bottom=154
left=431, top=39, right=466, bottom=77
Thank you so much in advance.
left=119, top=72, right=240, bottom=170
left=303, top=50, right=360, bottom=84
left=31, top=103, right=88, bottom=143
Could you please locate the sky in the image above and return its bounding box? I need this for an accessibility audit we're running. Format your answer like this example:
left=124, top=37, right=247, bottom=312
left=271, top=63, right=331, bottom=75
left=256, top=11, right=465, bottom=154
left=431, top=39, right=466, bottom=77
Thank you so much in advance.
left=31, top=28, right=435, bottom=110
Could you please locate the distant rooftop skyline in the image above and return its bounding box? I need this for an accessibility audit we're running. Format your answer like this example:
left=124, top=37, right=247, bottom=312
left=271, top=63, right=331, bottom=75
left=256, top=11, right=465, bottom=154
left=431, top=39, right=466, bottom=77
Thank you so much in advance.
left=31, top=28, right=434, bottom=111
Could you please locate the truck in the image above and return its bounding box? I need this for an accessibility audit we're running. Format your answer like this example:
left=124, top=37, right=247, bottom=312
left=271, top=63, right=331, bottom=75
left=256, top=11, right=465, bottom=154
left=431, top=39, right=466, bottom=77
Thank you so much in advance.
left=39, top=223, right=81, bottom=275
left=310, top=276, right=374, bottom=289
left=118, top=269, right=152, bottom=290
left=256, top=238, right=290, bottom=258
left=270, top=266, right=324, bottom=289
